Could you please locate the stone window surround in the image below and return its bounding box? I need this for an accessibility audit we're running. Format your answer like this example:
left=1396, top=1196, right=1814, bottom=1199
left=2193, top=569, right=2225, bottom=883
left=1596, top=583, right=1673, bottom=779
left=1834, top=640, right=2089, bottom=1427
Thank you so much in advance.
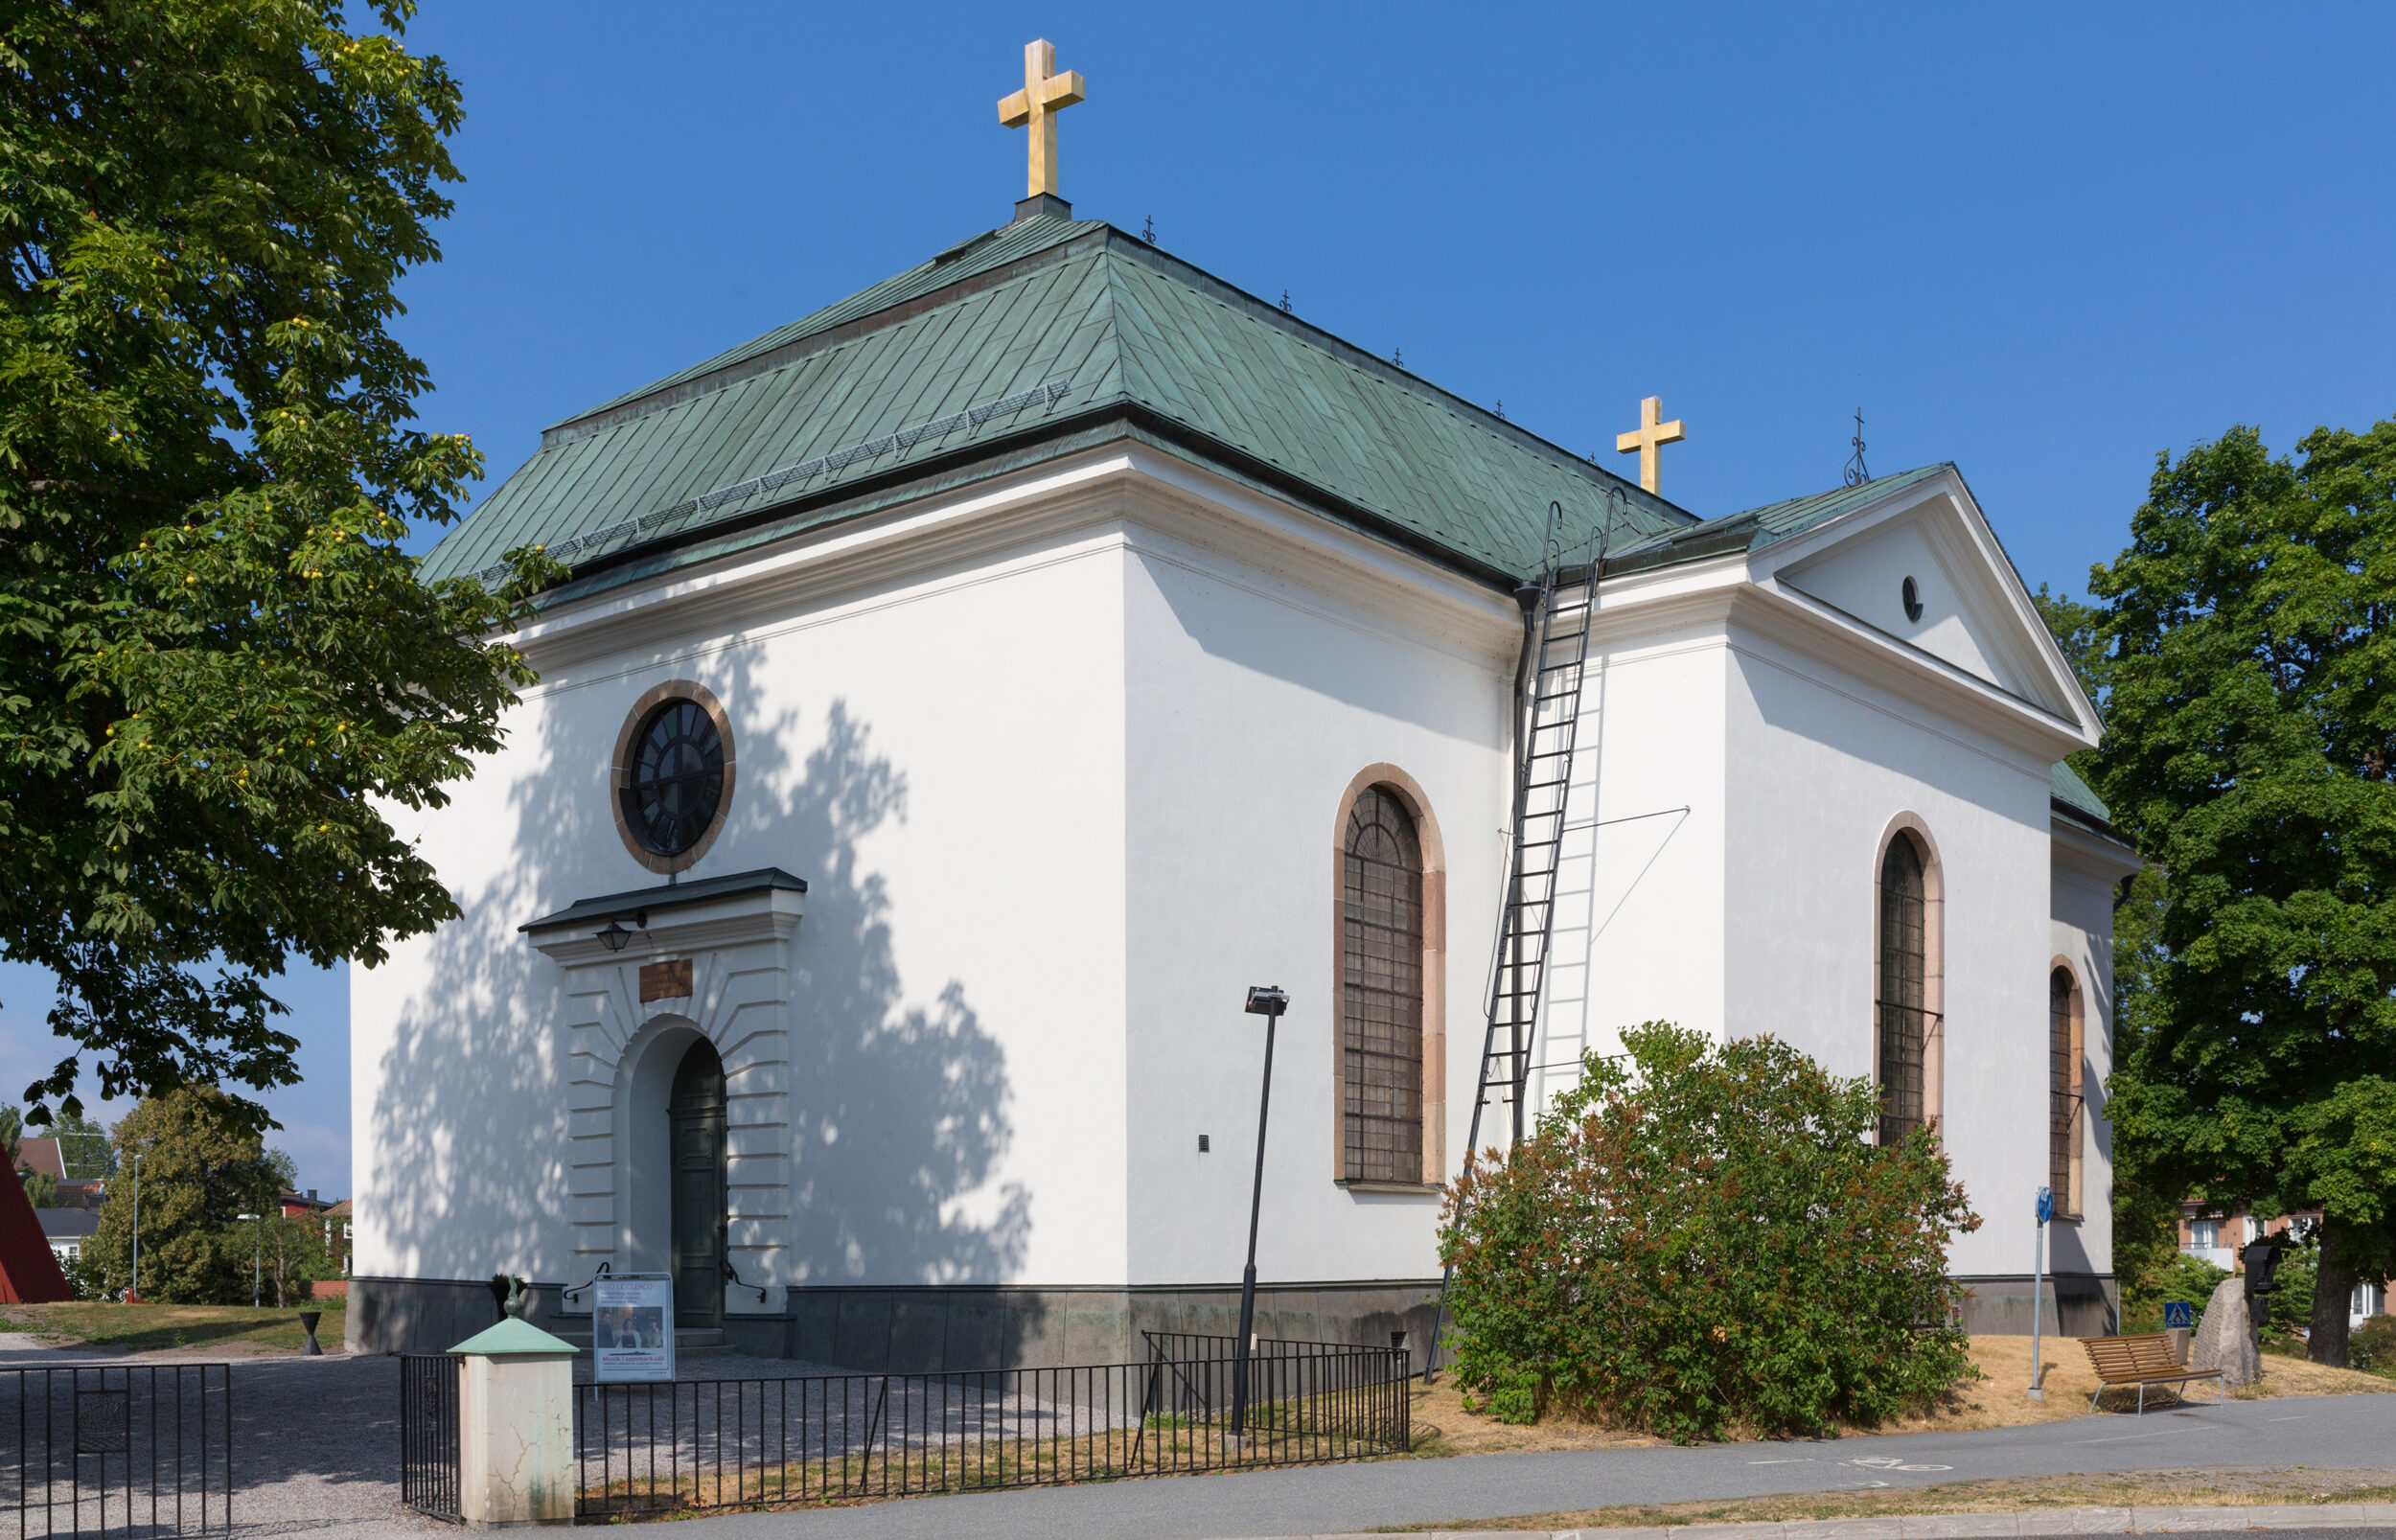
left=1329, top=764, right=1446, bottom=1196
left=1871, top=813, right=1946, bottom=1142
left=611, top=679, right=738, bottom=876
left=2048, top=956, right=2086, bottom=1222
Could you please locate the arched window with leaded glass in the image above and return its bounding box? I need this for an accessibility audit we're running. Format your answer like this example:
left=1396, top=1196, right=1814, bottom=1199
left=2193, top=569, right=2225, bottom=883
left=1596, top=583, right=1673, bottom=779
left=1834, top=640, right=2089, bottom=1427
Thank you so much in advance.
left=1877, top=832, right=1931, bottom=1145
left=2050, top=965, right=2085, bottom=1217
left=1342, top=786, right=1425, bottom=1184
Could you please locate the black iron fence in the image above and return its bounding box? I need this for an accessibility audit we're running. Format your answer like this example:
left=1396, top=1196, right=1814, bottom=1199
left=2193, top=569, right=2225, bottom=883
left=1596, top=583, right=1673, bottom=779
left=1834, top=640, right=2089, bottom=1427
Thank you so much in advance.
left=0, top=1365, right=232, bottom=1537
left=573, top=1336, right=1408, bottom=1519
left=399, top=1356, right=460, bottom=1519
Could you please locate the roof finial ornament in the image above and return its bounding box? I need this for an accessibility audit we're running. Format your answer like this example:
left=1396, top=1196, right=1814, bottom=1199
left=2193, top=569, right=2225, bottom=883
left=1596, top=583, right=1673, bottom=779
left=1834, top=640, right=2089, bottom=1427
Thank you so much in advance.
left=1844, top=407, right=1869, bottom=487
left=1142, top=215, right=1155, bottom=243
left=998, top=40, right=1087, bottom=202
left=1615, top=395, right=1686, bottom=495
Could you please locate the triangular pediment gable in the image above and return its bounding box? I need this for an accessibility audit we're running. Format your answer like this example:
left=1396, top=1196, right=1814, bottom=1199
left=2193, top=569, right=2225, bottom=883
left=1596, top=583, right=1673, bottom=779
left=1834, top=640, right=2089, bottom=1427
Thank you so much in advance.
left=1758, top=470, right=2097, bottom=735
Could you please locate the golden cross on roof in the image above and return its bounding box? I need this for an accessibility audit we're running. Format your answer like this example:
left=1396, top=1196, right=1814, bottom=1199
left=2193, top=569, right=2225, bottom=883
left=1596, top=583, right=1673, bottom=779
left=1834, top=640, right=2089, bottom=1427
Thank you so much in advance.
left=1615, top=395, right=1687, bottom=495
left=998, top=40, right=1087, bottom=200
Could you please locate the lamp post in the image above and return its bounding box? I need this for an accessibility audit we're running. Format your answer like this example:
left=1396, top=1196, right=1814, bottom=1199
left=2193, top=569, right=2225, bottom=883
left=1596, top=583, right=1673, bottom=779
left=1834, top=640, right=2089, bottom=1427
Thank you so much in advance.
left=238, top=1212, right=262, bottom=1308
left=1228, top=985, right=1288, bottom=1449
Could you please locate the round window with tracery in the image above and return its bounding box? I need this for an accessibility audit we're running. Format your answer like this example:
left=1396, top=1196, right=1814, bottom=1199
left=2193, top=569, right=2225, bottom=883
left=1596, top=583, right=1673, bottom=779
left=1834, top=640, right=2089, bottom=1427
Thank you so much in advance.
left=611, top=683, right=735, bottom=873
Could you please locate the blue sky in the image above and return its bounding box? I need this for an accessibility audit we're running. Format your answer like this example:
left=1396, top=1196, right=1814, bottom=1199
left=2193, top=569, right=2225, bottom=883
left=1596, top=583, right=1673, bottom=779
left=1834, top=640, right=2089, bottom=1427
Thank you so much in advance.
left=2, top=2, right=2388, bottom=1196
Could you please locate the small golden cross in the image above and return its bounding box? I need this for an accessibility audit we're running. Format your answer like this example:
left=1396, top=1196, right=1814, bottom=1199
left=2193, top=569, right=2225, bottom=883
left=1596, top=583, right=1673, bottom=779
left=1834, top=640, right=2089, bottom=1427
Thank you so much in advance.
left=998, top=40, right=1087, bottom=200
left=1615, top=395, right=1687, bottom=494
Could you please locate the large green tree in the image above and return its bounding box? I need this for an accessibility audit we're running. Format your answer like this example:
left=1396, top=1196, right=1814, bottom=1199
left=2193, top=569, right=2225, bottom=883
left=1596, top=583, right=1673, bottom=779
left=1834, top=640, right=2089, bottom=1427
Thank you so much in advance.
left=0, top=1, right=557, bottom=1130
left=2085, top=422, right=2396, bottom=1367
left=83, top=1088, right=292, bottom=1302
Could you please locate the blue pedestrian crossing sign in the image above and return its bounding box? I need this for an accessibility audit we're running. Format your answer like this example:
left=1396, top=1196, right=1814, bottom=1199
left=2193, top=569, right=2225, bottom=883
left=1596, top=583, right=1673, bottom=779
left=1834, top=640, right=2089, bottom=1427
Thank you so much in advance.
left=2164, top=1300, right=2194, bottom=1329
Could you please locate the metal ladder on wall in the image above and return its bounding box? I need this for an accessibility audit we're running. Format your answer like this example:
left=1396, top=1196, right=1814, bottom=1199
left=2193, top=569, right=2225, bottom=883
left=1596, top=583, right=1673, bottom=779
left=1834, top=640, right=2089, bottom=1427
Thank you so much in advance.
left=1423, top=493, right=1619, bottom=1380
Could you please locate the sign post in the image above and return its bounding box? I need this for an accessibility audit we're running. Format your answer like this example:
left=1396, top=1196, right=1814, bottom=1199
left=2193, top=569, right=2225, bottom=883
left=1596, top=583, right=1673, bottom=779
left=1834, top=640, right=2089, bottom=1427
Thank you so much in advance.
left=591, top=1275, right=676, bottom=1384
left=2028, top=1185, right=2053, bottom=1401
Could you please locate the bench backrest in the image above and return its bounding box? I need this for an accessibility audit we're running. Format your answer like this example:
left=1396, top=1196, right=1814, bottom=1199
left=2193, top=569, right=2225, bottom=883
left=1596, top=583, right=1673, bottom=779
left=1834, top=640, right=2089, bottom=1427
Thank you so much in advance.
left=2080, top=1331, right=2182, bottom=1379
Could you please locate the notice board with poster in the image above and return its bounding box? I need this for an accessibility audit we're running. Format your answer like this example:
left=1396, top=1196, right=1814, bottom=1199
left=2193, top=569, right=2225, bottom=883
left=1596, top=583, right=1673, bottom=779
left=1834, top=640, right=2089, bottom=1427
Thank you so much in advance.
left=592, top=1276, right=675, bottom=1383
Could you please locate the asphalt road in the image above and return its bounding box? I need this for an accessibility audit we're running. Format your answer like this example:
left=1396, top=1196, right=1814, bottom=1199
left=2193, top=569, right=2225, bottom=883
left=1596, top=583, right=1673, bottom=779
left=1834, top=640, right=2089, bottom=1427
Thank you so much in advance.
left=677, top=1390, right=2396, bottom=1540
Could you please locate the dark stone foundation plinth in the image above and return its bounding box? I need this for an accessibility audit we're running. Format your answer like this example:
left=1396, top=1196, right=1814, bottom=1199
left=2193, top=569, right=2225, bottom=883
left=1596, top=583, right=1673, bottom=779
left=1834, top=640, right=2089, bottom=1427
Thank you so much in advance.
left=1956, top=1272, right=2118, bottom=1336
left=347, top=1276, right=1442, bottom=1371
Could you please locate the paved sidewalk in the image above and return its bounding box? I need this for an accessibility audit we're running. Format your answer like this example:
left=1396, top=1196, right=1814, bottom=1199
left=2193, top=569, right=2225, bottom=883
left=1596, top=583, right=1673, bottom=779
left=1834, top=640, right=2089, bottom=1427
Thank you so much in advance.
left=1273, top=1505, right=2396, bottom=1539
left=661, top=1391, right=2396, bottom=1539
left=6, top=1338, right=2387, bottom=1540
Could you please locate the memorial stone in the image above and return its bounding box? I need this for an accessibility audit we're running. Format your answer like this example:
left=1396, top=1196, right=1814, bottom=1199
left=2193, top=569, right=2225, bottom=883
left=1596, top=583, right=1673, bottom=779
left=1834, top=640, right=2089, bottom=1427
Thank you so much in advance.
left=2189, top=1275, right=2261, bottom=1386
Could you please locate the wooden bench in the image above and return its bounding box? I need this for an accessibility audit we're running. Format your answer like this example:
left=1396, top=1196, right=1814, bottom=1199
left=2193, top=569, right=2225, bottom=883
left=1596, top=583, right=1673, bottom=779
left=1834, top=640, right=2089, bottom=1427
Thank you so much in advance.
left=2078, top=1331, right=2223, bottom=1413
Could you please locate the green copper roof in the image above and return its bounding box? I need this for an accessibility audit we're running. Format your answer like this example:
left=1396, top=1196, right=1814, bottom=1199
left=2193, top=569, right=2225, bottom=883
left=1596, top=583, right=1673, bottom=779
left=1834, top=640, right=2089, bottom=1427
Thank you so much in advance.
left=2051, top=761, right=2112, bottom=824
left=1605, top=464, right=1955, bottom=575
left=449, top=1316, right=578, bottom=1356
left=424, top=214, right=1696, bottom=594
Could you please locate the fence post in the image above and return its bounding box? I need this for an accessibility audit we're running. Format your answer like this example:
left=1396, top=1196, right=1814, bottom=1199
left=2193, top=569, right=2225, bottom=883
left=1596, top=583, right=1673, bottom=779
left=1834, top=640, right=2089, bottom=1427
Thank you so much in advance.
left=449, top=1318, right=580, bottom=1528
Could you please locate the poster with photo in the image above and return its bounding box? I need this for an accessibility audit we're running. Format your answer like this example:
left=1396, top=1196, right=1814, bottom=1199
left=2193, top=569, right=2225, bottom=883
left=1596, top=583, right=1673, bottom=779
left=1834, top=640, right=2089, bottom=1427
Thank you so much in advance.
left=592, top=1276, right=675, bottom=1383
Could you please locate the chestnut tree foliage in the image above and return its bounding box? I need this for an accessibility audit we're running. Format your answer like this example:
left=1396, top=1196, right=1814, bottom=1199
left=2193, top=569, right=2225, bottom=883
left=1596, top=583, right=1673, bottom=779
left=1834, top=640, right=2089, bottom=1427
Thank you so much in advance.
left=2081, top=423, right=2396, bottom=1368
left=0, top=2, right=559, bottom=1130
left=1439, top=1024, right=1978, bottom=1444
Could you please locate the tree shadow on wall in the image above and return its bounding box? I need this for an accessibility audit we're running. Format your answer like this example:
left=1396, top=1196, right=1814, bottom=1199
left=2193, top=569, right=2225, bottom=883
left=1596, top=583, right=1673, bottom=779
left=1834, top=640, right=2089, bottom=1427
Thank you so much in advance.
left=777, top=701, right=1031, bottom=1291
left=368, top=631, right=1028, bottom=1363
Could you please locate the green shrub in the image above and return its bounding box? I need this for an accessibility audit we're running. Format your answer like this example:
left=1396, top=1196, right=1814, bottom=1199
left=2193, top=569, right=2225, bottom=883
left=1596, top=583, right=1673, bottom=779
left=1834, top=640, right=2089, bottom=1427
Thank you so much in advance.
left=2350, top=1315, right=2396, bottom=1375
left=2124, top=1251, right=2229, bottom=1333
left=1439, top=1023, right=1980, bottom=1444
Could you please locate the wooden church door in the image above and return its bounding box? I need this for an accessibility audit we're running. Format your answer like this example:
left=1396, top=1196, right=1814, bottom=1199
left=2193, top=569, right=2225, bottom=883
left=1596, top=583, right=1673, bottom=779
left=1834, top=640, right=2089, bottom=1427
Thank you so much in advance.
left=668, top=1040, right=727, bottom=1328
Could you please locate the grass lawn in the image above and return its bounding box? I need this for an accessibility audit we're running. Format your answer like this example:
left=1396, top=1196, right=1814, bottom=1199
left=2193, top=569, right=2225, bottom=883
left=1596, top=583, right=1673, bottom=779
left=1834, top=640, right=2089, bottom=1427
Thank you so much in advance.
left=1374, top=1467, right=2396, bottom=1531
left=0, top=1301, right=345, bottom=1354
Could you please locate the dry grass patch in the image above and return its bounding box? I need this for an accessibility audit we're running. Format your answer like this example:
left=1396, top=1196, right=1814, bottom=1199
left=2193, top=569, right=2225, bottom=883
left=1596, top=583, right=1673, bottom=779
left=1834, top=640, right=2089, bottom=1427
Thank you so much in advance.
left=0, top=1301, right=345, bottom=1355
left=1403, top=1334, right=2395, bottom=1456
left=1374, top=1467, right=2396, bottom=1531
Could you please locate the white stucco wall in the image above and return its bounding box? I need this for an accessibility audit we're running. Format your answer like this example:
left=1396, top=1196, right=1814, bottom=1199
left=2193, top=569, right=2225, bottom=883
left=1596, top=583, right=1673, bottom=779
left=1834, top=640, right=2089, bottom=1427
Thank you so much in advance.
left=354, top=479, right=1135, bottom=1294
left=1529, top=609, right=1733, bottom=1113
left=1719, top=627, right=2058, bottom=1278
left=2051, top=825, right=2132, bottom=1280
left=353, top=449, right=2111, bottom=1310
left=1115, top=490, right=1516, bottom=1289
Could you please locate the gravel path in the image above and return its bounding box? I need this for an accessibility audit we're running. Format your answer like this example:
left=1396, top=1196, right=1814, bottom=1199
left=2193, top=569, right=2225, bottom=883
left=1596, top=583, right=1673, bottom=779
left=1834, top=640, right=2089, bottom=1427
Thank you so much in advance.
left=0, top=1337, right=426, bottom=1538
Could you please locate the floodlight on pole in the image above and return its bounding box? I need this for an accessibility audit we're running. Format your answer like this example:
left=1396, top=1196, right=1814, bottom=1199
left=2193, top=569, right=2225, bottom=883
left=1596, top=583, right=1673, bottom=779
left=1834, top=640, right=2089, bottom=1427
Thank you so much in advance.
left=1229, top=984, right=1289, bottom=1449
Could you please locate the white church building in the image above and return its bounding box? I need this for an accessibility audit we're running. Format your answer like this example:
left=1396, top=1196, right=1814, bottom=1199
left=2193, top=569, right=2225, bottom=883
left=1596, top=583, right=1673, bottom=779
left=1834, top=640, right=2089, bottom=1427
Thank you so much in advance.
left=350, top=83, right=2139, bottom=1361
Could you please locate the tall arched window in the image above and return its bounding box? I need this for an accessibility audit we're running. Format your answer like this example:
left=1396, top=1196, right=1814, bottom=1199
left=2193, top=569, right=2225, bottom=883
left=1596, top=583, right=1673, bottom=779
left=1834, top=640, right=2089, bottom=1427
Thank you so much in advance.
left=1877, top=834, right=1929, bottom=1145
left=1343, top=787, right=1424, bottom=1183
left=2050, top=966, right=2085, bottom=1217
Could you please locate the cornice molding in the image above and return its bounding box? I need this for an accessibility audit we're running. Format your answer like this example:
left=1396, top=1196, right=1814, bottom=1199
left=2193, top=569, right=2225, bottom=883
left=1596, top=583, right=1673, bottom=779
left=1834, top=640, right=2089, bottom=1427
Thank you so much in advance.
left=508, top=445, right=1522, bottom=688
left=528, top=889, right=805, bottom=967
left=2052, top=816, right=2144, bottom=881
left=1724, top=583, right=2093, bottom=762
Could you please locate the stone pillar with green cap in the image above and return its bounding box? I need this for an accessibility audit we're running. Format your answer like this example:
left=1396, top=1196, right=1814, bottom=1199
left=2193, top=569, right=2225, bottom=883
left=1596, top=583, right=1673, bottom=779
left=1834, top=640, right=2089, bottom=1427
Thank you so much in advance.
left=449, top=1317, right=579, bottom=1528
